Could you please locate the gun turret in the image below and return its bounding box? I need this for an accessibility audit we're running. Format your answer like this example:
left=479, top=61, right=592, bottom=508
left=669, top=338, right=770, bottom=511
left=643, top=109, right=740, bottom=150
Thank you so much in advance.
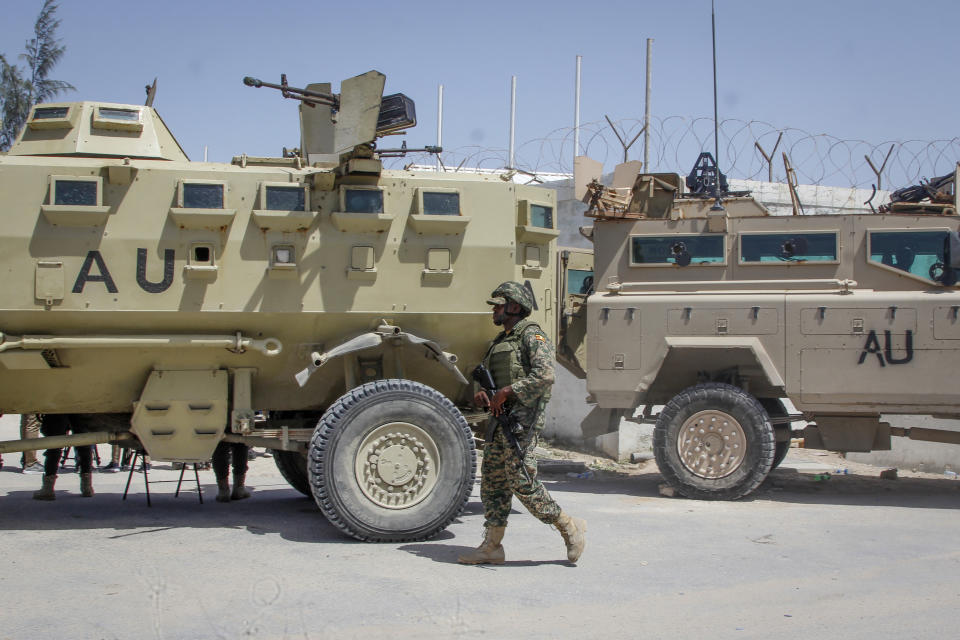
left=243, top=71, right=421, bottom=162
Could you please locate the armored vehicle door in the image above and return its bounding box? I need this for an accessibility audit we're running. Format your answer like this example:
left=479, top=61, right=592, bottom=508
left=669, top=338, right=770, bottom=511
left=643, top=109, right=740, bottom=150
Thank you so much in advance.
left=557, top=247, right=594, bottom=378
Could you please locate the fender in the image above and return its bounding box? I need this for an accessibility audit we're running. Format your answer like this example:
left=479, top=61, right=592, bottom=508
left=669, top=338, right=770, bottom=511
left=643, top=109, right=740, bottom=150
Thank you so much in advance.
left=295, top=323, right=467, bottom=388
left=650, top=336, right=785, bottom=389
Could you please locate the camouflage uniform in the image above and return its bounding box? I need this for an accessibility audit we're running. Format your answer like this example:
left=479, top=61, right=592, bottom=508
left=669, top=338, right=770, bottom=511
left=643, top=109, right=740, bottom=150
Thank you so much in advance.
left=480, top=316, right=562, bottom=527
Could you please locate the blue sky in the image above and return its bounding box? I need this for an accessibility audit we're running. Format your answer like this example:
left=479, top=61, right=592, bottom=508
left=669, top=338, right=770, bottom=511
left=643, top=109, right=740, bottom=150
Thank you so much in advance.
left=3, top=0, right=957, bottom=184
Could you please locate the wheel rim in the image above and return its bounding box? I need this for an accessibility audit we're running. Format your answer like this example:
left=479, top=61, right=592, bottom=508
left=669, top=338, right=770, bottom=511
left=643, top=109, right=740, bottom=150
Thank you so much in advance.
left=354, top=421, right=440, bottom=510
left=677, top=410, right=746, bottom=479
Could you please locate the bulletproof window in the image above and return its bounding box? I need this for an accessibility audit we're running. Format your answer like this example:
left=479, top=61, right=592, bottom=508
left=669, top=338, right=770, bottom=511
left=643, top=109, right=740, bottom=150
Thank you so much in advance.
left=868, top=229, right=957, bottom=285
left=422, top=192, right=460, bottom=216
left=29, top=106, right=74, bottom=131
left=530, top=204, right=553, bottom=229
left=92, top=106, right=144, bottom=132
left=182, top=183, right=224, bottom=209
left=265, top=185, right=306, bottom=211
left=631, top=234, right=725, bottom=266
left=34, top=106, right=69, bottom=120
left=97, top=108, right=140, bottom=122
left=344, top=188, right=383, bottom=213
left=53, top=179, right=98, bottom=206
left=740, top=232, right=838, bottom=264
left=567, top=269, right=595, bottom=295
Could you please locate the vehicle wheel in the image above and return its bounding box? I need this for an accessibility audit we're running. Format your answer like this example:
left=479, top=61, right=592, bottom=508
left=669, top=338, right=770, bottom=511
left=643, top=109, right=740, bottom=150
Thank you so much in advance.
left=272, top=450, right=310, bottom=496
left=309, top=379, right=476, bottom=542
left=771, top=440, right=790, bottom=470
left=653, top=382, right=775, bottom=500
left=758, top=398, right=791, bottom=470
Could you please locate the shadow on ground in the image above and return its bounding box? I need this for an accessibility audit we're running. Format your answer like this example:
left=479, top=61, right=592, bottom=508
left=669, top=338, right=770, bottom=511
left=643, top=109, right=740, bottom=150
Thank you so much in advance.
left=538, top=467, right=960, bottom=509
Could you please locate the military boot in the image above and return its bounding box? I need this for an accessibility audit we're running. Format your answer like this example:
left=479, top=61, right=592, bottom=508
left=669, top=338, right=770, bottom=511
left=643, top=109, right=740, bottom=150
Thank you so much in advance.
left=457, top=526, right=506, bottom=565
left=80, top=472, right=94, bottom=497
left=231, top=472, right=251, bottom=500
left=33, top=474, right=57, bottom=501
left=556, top=512, right=587, bottom=563
left=215, top=476, right=231, bottom=502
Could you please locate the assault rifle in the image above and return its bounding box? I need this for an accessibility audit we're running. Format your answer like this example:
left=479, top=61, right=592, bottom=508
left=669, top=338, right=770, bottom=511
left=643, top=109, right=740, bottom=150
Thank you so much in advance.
left=471, top=364, right=533, bottom=484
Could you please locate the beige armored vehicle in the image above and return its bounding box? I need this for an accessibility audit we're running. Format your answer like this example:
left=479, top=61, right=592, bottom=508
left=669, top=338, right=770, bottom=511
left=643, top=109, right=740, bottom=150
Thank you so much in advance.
left=560, top=154, right=960, bottom=499
left=0, top=70, right=560, bottom=540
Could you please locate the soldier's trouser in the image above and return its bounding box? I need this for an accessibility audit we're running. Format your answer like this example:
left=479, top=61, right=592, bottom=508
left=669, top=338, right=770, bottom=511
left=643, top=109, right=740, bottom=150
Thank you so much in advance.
left=40, top=415, right=92, bottom=476
left=20, top=414, right=40, bottom=466
left=212, top=441, right=249, bottom=480
left=481, top=427, right=561, bottom=528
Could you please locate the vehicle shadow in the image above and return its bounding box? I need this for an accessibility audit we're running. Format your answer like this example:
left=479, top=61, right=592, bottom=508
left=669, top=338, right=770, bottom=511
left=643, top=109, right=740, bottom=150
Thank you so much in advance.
left=537, top=468, right=960, bottom=509
left=0, top=482, right=358, bottom=544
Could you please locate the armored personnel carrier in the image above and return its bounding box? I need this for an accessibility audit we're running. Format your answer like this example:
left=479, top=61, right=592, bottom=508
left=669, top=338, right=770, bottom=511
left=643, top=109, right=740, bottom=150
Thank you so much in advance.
left=0, top=70, right=560, bottom=540
left=560, top=155, right=960, bottom=499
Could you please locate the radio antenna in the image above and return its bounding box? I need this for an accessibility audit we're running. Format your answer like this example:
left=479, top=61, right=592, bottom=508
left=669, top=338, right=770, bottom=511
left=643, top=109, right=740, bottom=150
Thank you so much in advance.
left=710, top=0, right=724, bottom=211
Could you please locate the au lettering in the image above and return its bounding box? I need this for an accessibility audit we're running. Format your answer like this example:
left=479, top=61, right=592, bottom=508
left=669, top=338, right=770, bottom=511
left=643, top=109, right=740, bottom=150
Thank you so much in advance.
left=73, top=249, right=175, bottom=294
left=857, top=329, right=914, bottom=367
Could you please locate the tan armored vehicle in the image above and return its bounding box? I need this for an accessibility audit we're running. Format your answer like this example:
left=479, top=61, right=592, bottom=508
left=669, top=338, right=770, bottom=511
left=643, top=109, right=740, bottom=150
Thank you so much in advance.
left=561, top=154, right=960, bottom=499
left=0, top=70, right=560, bottom=540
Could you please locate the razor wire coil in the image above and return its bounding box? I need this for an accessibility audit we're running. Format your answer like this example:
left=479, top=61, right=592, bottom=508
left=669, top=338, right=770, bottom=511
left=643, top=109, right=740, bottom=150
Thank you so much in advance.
left=384, top=116, right=960, bottom=191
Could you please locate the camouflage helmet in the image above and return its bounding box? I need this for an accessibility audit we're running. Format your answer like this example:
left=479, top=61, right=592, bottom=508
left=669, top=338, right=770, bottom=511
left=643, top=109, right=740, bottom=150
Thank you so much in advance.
left=486, top=281, right=534, bottom=313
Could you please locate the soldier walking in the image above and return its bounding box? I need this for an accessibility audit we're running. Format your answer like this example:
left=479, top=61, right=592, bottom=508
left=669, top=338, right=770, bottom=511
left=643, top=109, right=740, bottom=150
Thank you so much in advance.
left=458, top=281, right=586, bottom=565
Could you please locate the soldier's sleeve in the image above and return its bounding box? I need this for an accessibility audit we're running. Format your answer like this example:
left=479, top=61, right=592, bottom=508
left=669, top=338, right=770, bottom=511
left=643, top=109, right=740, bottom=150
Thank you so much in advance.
left=511, top=326, right=555, bottom=405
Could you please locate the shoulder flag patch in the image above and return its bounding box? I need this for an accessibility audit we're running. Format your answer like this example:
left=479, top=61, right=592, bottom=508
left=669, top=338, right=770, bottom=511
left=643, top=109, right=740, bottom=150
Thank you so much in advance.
left=534, top=333, right=545, bottom=342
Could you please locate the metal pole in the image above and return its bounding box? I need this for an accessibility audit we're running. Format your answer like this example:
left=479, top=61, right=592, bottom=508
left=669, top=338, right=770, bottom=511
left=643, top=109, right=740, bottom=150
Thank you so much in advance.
left=574, top=55, right=582, bottom=160
left=0, top=431, right=134, bottom=455
left=710, top=0, right=724, bottom=210
left=437, top=84, right=443, bottom=172
left=643, top=39, right=653, bottom=171
left=509, top=76, right=517, bottom=169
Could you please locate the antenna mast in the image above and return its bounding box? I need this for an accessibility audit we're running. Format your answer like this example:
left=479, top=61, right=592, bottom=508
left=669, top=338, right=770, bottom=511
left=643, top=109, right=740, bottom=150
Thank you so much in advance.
left=711, top=0, right=724, bottom=211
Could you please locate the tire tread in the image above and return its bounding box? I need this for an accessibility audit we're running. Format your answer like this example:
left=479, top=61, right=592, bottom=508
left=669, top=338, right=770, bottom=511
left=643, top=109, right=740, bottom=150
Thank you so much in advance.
left=309, top=379, right=476, bottom=542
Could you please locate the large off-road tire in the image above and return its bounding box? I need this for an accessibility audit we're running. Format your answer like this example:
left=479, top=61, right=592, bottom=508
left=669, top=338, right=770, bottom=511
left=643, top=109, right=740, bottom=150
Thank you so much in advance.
left=309, top=379, right=476, bottom=542
left=771, top=440, right=791, bottom=470
left=653, top=383, right=775, bottom=500
left=758, top=398, right=792, bottom=470
left=272, top=450, right=310, bottom=496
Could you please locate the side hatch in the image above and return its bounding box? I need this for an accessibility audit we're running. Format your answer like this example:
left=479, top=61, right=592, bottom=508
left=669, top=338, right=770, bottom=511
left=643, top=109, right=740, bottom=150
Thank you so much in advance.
left=557, top=247, right=594, bottom=378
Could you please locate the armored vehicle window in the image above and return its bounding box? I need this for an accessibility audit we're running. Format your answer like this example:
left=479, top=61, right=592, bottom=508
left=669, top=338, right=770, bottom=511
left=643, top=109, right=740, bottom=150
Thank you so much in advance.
left=29, top=106, right=73, bottom=131
left=97, top=108, right=139, bottom=121
left=422, top=192, right=460, bottom=216
left=182, top=183, right=224, bottom=209
left=92, top=106, right=144, bottom=132
left=344, top=189, right=384, bottom=214
left=568, top=269, right=595, bottom=295
left=740, top=232, right=838, bottom=264
left=266, top=186, right=306, bottom=211
left=34, top=107, right=69, bottom=120
left=54, top=179, right=98, bottom=206
left=530, top=204, right=553, bottom=229
left=631, top=234, right=725, bottom=266
left=868, top=229, right=956, bottom=284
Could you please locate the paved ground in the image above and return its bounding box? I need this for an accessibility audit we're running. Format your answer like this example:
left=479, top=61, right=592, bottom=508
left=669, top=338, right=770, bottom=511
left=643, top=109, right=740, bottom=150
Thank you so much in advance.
left=2, top=414, right=959, bottom=639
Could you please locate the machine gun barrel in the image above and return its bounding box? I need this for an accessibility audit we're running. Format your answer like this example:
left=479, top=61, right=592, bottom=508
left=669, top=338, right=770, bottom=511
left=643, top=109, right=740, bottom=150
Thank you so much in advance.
left=377, top=145, right=442, bottom=158
left=243, top=74, right=339, bottom=109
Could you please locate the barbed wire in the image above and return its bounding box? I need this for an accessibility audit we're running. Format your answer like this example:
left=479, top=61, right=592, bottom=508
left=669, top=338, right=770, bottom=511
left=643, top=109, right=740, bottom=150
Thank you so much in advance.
left=385, top=116, right=960, bottom=190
